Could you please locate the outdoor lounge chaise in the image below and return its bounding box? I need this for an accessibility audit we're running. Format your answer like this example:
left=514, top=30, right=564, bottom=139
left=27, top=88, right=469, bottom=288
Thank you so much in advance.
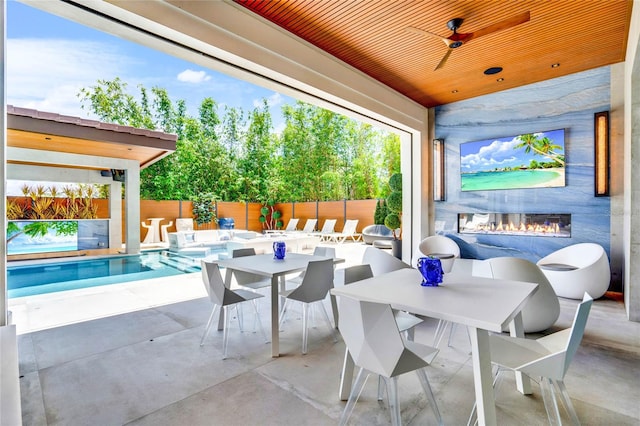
left=325, top=219, right=362, bottom=243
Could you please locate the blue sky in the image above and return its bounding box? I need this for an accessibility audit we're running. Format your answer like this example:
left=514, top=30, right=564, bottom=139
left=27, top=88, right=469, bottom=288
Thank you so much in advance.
left=460, top=129, right=565, bottom=173
left=7, top=1, right=295, bottom=132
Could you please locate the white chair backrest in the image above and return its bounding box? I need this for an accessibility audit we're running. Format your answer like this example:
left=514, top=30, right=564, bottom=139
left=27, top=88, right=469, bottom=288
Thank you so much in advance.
left=288, top=259, right=334, bottom=303
left=319, top=219, right=337, bottom=233
left=564, top=292, right=593, bottom=372
left=338, top=297, right=412, bottom=377
left=362, top=246, right=410, bottom=276
left=284, top=218, right=299, bottom=231
left=176, top=218, right=194, bottom=232
left=232, top=248, right=256, bottom=258
left=341, top=219, right=359, bottom=234
left=487, top=257, right=552, bottom=287
left=540, top=243, right=606, bottom=267
left=344, top=264, right=374, bottom=285
left=200, top=260, right=226, bottom=305
left=412, top=235, right=461, bottom=269
left=301, top=219, right=317, bottom=233
left=313, top=246, right=336, bottom=258
left=231, top=248, right=264, bottom=286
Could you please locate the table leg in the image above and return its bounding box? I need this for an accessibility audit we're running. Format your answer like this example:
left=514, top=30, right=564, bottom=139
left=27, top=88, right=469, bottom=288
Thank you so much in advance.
left=508, top=312, right=532, bottom=394
left=271, top=276, right=280, bottom=357
left=339, top=347, right=355, bottom=401
left=218, top=269, right=233, bottom=331
left=468, top=326, right=497, bottom=426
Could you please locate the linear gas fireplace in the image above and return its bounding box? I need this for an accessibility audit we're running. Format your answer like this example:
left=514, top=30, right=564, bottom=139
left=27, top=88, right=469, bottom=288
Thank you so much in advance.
left=458, top=213, right=571, bottom=238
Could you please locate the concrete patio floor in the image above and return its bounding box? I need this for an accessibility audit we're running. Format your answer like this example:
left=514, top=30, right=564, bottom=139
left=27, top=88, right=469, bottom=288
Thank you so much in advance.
left=9, top=244, right=640, bottom=425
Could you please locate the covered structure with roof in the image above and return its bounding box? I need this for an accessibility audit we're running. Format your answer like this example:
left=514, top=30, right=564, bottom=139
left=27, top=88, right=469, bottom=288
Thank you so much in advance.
left=6, top=105, right=177, bottom=255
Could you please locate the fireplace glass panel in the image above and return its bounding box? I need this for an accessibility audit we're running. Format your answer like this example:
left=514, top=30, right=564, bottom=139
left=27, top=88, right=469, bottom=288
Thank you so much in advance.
left=458, top=213, right=571, bottom=237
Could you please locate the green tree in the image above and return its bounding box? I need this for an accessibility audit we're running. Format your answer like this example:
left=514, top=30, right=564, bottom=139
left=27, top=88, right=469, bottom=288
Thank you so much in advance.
left=514, top=133, right=565, bottom=166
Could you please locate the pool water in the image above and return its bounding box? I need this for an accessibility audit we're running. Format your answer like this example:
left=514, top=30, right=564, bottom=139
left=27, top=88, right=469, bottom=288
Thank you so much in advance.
left=7, top=251, right=205, bottom=298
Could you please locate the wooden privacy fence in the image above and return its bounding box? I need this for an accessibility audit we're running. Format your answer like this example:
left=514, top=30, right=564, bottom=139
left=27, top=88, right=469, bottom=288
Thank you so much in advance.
left=136, top=199, right=379, bottom=242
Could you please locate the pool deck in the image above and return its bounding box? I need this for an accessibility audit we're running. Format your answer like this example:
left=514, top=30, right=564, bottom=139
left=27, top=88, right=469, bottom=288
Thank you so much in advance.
left=9, top=243, right=640, bottom=426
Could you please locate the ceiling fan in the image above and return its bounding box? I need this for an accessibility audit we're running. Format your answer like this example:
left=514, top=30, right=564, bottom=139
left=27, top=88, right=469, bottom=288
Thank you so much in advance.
left=407, top=11, right=530, bottom=71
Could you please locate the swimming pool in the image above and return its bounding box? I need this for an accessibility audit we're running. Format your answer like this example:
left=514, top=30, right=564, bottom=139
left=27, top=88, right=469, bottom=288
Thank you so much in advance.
left=7, top=251, right=203, bottom=298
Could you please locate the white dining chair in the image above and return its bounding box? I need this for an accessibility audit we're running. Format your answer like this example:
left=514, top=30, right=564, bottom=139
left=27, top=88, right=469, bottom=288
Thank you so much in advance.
left=337, top=296, right=442, bottom=426
left=199, top=260, right=268, bottom=359
left=231, top=248, right=272, bottom=291
left=361, top=246, right=411, bottom=276
left=469, top=292, right=593, bottom=426
left=287, top=246, right=336, bottom=287
left=343, top=264, right=423, bottom=340
left=279, top=258, right=338, bottom=354
left=486, top=257, right=560, bottom=333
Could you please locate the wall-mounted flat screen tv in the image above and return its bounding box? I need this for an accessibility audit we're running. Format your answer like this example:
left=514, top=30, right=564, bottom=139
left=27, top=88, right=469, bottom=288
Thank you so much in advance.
left=460, top=128, right=566, bottom=191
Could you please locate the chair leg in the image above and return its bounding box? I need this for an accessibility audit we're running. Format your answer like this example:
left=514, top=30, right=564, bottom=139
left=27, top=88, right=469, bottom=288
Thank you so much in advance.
left=279, top=299, right=289, bottom=330
left=251, top=298, right=269, bottom=343
left=433, top=319, right=449, bottom=347
left=540, top=377, right=562, bottom=426
left=377, top=375, right=385, bottom=401
left=416, top=368, right=443, bottom=426
left=200, top=304, right=220, bottom=346
left=554, top=379, right=581, bottom=426
left=387, top=376, right=401, bottom=426
left=302, top=303, right=310, bottom=354
left=339, top=367, right=370, bottom=426
left=222, top=306, right=231, bottom=359
left=318, top=301, right=339, bottom=343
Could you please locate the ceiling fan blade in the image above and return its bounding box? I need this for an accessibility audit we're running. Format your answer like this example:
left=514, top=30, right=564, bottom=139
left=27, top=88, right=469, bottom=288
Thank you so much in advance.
left=467, top=11, right=530, bottom=42
left=434, top=49, right=453, bottom=71
left=406, top=26, right=450, bottom=47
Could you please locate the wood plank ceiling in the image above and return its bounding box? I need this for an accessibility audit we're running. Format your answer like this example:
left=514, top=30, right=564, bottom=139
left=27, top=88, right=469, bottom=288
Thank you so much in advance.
left=235, top=0, right=633, bottom=108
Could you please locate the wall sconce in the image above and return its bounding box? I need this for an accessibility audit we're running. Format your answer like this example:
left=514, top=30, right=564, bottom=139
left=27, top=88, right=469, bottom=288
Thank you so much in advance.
left=594, top=111, right=609, bottom=196
left=433, top=139, right=445, bottom=201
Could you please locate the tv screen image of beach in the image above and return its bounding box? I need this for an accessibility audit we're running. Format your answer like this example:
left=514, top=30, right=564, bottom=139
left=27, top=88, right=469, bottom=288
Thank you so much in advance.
left=460, top=129, right=565, bottom=191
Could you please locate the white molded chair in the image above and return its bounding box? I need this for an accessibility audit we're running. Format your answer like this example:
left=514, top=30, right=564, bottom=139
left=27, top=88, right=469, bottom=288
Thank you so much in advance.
left=361, top=246, right=411, bottom=276
left=411, top=235, right=461, bottom=273
left=537, top=243, right=610, bottom=299
left=337, top=296, right=442, bottom=426
left=141, top=221, right=154, bottom=244
left=160, top=220, right=173, bottom=242
left=199, top=260, right=268, bottom=359
left=343, top=264, right=423, bottom=341
left=288, top=246, right=336, bottom=287
left=231, top=248, right=272, bottom=291
left=486, top=257, right=561, bottom=333
left=469, top=293, right=593, bottom=426
left=279, top=258, right=338, bottom=354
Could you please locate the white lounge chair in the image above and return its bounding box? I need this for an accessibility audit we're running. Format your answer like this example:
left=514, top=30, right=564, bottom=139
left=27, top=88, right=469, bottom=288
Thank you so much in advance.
left=326, top=219, right=362, bottom=243
left=298, top=218, right=317, bottom=233
left=311, top=219, right=337, bottom=241
left=265, top=218, right=299, bottom=234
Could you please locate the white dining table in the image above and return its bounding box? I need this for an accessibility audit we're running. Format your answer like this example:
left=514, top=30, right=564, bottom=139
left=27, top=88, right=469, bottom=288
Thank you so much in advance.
left=331, top=268, right=538, bottom=426
left=216, top=252, right=344, bottom=357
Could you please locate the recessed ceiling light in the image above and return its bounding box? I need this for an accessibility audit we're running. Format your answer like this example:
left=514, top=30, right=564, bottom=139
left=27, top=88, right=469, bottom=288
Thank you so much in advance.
left=551, top=63, right=560, bottom=68
left=484, top=67, right=503, bottom=75
left=497, top=78, right=504, bottom=82
left=451, top=89, right=458, bottom=93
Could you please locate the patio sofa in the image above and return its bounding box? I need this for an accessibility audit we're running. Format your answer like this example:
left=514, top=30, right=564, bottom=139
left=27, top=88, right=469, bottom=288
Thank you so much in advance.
left=168, top=230, right=319, bottom=256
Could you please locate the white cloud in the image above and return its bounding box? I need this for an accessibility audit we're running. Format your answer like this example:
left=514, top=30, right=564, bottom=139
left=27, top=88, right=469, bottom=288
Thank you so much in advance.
left=252, top=92, right=283, bottom=109
left=177, top=69, right=211, bottom=83
left=7, top=38, right=136, bottom=117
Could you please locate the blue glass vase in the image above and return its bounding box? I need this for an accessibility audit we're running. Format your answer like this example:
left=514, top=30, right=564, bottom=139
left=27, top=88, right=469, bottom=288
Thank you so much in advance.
left=273, top=241, right=286, bottom=260
left=417, top=257, right=443, bottom=286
